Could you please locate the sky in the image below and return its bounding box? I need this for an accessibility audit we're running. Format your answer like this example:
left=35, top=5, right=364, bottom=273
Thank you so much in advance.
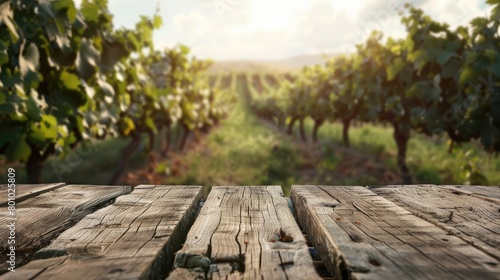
left=74, top=0, right=491, bottom=61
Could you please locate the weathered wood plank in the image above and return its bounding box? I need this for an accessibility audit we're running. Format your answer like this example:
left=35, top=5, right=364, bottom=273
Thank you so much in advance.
left=0, top=184, right=130, bottom=274
left=372, top=184, right=500, bottom=261
left=436, top=185, right=500, bottom=203
left=4, top=185, right=201, bottom=280
left=168, top=186, right=321, bottom=280
left=369, top=184, right=500, bottom=203
left=0, top=183, right=66, bottom=206
left=291, top=185, right=500, bottom=280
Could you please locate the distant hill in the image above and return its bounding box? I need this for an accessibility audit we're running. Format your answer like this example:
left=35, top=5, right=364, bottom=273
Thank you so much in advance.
left=207, top=53, right=341, bottom=74
left=266, top=53, right=341, bottom=69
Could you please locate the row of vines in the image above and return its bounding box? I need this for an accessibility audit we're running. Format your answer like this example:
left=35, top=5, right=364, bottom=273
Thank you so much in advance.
left=0, top=0, right=234, bottom=183
left=249, top=3, right=500, bottom=184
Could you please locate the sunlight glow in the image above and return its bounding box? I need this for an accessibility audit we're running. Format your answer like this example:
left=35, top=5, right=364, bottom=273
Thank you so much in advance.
left=240, top=0, right=364, bottom=32
left=74, top=0, right=489, bottom=60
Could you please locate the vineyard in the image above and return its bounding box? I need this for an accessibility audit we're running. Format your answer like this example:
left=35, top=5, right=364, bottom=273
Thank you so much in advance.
left=194, top=71, right=500, bottom=190
left=0, top=1, right=234, bottom=184
left=1, top=1, right=499, bottom=188
left=241, top=3, right=500, bottom=185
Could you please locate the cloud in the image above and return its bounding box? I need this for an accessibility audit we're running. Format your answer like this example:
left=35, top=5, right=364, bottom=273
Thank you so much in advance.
left=71, top=0, right=492, bottom=60
left=173, top=11, right=205, bottom=39
left=421, top=0, right=486, bottom=27
left=287, top=1, right=354, bottom=54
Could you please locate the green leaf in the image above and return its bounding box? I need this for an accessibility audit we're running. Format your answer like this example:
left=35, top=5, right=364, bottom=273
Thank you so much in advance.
left=387, top=58, right=406, bottom=81
left=28, top=115, right=58, bottom=147
left=488, top=0, right=500, bottom=21
left=26, top=90, right=44, bottom=122
left=408, top=49, right=429, bottom=71
left=119, top=116, right=135, bottom=136
left=49, top=45, right=77, bottom=67
left=465, top=52, right=477, bottom=64
left=153, top=14, right=163, bottom=29
left=442, top=58, right=461, bottom=79
left=80, top=2, right=100, bottom=23
left=435, top=50, right=457, bottom=66
left=126, top=32, right=141, bottom=51
left=44, top=20, right=70, bottom=49
left=19, top=43, right=40, bottom=77
left=98, top=79, right=115, bottom=104
left=145, top=117, right=157, bottom=132
left=0, top=126, right=31, bottom=162
left=0, top=53, right=7, bottom=65
left=52, top=0, right=77, bottom=22
left=60, top=71, right=81, bottom=90
left=180, top=45, right=190, bottom=55
left=407, top=82, right=430, bottom=98
left=459, top=67, right=477, bottom=86
left=101, top=40, right=128, bottom=70
left=77, top=39, right=100, bottom=80
left=0, top=2, right=19, bottom=41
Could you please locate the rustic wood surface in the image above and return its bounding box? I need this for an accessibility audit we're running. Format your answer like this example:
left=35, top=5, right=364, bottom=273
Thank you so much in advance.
left=0, top=183, right=66, bottom=206
left=369, top=184, right=500, bottom=203
left=4, top=185, right=202, bottom=280
left=372, top=184, right=500, bottom=261
left=0, top=184, right=130, bottom=274
left=435, top=185, right=500, bottom=203
left=291, top=185, right=500, bottom=280
left=168, top=186, right=321, bottom=280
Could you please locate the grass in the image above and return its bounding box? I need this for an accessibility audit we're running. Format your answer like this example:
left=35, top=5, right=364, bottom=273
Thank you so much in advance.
left=302, top=118, right=500, bottom=185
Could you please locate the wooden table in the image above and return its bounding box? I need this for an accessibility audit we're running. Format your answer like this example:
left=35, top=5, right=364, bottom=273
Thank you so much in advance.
left=168, top=186, right=321, bottom=280
left=0, top=184, right=498, bottom=280
left=291, top=185, right=500, bottom=280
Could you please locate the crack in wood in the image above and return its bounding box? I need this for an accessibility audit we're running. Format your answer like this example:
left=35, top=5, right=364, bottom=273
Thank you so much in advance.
left=169, top=186, right=321, bottom=279
left=351, top=202, right=370, bottom=217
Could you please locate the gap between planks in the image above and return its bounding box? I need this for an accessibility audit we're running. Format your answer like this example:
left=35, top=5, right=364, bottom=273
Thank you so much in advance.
left=0, top=184, right=130, bottom=274
left=168, top=186, right=322, bottom=280
left=2, top=185, right=201, bottom=280
left=0, top=183, right=66, bottom=207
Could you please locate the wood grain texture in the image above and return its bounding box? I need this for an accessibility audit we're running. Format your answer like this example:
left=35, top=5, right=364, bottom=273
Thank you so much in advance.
left=369, top=184, right=500, bottom=203
left=3, top=185, right=201, bottom=280
left=436, top=185, right=500, bottom=203
left=291, top=185, right=500, bottom=280
left=372, top=184, right=500, bottom=261
left=0, top=184, right=130, bottom=274
left=0, top=183, right=66, bottom=206
left=168, top=186, right=321, bottom=280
